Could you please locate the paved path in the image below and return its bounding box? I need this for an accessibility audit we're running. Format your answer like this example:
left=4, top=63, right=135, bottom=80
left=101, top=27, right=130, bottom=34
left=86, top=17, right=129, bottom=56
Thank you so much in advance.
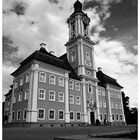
left=3, top=125, right=137, bottom=140
left=54, top=130, right=136, bottom=140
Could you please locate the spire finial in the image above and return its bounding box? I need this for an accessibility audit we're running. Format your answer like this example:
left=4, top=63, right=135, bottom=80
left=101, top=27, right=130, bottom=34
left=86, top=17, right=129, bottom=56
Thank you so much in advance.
left=74, top=0, right=82, bottom=12
left=40, top=43, right=46, bottom=47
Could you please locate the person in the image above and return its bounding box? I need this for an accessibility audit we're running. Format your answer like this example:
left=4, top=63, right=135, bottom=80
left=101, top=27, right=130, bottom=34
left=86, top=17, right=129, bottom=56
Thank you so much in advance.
left=104, top=118, right=107, bottom=125
left=96, top=119, right=101, bottom=126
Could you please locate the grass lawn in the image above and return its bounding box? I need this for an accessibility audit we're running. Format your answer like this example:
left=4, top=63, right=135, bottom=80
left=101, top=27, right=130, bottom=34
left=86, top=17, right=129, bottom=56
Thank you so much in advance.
left=3, top=125, right=137, bottom=140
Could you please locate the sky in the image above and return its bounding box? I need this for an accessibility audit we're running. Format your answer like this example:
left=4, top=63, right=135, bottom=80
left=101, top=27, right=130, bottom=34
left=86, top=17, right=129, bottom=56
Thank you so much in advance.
left=2, top=0, right=138, bottom=107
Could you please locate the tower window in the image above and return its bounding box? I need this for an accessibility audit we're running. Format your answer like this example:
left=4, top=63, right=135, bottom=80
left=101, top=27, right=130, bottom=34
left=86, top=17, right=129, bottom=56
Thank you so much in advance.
left=88, top=83, right=93, bottom=93
left=71, top=23, right=75, bottom=37
left=83, top=23, right=87, bottom=36
left=71, top=51, right=76, bottom=62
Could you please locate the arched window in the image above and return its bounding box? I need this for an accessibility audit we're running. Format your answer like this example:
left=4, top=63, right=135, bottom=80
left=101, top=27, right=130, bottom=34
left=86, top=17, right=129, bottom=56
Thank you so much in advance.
left=71, top=22, right=76, bottom=37
left=88, top=83, right=93, bottom=93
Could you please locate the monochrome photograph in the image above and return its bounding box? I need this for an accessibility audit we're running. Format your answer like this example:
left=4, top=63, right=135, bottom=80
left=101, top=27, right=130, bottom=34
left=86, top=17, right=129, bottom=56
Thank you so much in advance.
left=3, top=0, right=138, bottom=140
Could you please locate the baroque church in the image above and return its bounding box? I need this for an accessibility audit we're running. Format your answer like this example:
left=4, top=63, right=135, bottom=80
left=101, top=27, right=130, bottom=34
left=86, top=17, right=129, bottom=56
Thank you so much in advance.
left=7, top=0, right=125, bottom=127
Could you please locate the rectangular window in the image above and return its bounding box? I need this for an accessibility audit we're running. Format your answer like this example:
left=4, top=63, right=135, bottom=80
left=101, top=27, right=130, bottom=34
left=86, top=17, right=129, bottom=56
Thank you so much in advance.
left=75, top=96, right=80, bottom=105
left=14, top=80, right=18, bottom=89
left=102, top=89, right=105, bottom=96
left=103, top=100, right=106, bottom=108
left=13, top=94, right=16, bottom=103
left=26, top=73, right=30, bottom=83
left=111, top=101, right=114, bottom=108
left=115, top=103, right=118, bottom=109
left=38, top=89, right=46, bottom=100
left=49, top=91, right=55, bottom=101
left=49, top=75, right=56, bottom=85
left=20, top=77, right=24, bottom=86
left=58, top=110, right=64, bottom=120
left=69, top=81, right=74, bottom=90
left=17, top=110, right=21, bottom=120
left=100, top=114, right=103, bottom=121
left=104, top=114, right=107, bottom=119
left=118, top=94, right=121, bottom=99
left=12, top=111, right=15, bottom=120
left=114, top=92, right=117, bottom=98
left=99, top=99, right=102, bottom=107
left=18, top=92, right=22, bottom=102
left=112, top=114, right=114, bottom=120
left=110, top=91, right=113, bottom=97
left=58, top=77, right=64, bottom=87
left=98, top=88, right=101, bottom=95
left=24, top=89, right=29, bottom=100
left=71, top=23, right=75, bottom=37
left=76, top=112, right=81, bottom=120
left=75, top=82, right=80, bottom=91
left=23, top=108, right=27, bottom=120
left=116, top=114, right=118, bottom=121
left=49, top=109, right=55, bottom=120
left=69, top=95, right=74, bottom=104
left=70, top=111, right=74, bottom=120
left=58, top=92, right=64, bottom=102
left=88, top=83, right=93, bottom=94
left=39, top=72, right=46, bottom=83
left=120, top=115, right=122, bottom=120
left=118, top=102, right=122, bottom=109
left=71, top=51, right=76, bottom=62
left=38, top=109, right=45, bottom=119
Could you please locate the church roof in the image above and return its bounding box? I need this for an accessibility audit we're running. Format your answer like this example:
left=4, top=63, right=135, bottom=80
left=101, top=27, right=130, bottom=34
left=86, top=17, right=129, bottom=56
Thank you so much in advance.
left=96, top=70, right=123, bottom=88
left=12, top=47, right=80, bottom=80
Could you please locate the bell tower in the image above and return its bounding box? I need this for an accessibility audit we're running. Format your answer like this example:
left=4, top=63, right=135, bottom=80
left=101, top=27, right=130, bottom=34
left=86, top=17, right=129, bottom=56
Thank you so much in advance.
left=65, top=0, right=100, bottom=124
left=65, top=0, right=97, bottom=80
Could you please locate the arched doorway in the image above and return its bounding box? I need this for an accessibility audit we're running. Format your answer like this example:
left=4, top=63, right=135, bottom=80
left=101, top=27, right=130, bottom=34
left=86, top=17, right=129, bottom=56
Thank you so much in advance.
left=90, top=112, right=95, bottom=124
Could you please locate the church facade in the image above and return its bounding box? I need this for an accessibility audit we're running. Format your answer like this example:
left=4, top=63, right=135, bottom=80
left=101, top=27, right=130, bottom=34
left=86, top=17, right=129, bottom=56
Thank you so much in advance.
left=8, top=0, right=125, bottom=127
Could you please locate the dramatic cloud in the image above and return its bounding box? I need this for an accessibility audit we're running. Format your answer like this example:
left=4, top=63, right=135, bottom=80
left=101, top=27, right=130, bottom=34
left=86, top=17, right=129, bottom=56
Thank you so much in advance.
left=3, top=0, right=137, bottom=107
left=3, top=36, right=22, bottom=66
left=10, top=1, right=28, bottom=16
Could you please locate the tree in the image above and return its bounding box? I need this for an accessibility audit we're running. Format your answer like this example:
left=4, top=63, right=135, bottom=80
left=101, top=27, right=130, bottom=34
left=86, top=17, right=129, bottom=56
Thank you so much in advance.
left=122, top=92, right=138, bottom=125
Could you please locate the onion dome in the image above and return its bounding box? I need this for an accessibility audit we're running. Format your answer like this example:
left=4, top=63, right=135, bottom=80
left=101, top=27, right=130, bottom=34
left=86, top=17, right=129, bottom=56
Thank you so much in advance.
left=74, top=0, right=82, bottom=12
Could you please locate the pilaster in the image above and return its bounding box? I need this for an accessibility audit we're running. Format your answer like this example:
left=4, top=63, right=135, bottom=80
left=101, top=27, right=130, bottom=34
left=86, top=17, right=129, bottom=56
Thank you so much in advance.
left=64, top=73, right=70, bottom=123
left=82, top=79, right=88, bottom=123
left=26, top=64, right=39, bottom=122
left=95, top=85, right=100, bottom=121
left=120, top=92, right=126, bottom=123
left=106, top=88, right=112, bottom=123
left=91, top=46, right=97, bottom=78
left=8, top=79, right=15, bottom=123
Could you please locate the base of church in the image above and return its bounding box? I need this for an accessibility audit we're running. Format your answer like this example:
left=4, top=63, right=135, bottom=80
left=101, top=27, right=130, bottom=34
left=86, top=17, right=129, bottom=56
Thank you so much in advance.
left=5, top=122, right=89, bottom=128
left=5, top=121, right=126, bottom=128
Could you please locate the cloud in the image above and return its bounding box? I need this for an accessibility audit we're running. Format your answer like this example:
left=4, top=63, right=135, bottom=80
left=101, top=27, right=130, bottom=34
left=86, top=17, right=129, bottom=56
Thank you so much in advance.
left=10, top=1, right=28, bottom=16
left=2, top=65, right=16, bottom=98
left=3, top=0, right=137, bottom=107
left=49, top=0, right=59, bottom=4
left=2, top=36, right=22, bottom=66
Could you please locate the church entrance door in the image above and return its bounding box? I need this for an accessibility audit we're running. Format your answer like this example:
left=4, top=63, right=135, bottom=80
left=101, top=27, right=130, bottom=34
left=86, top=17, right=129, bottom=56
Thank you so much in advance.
left=90, top=112, right=95, bottom=125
